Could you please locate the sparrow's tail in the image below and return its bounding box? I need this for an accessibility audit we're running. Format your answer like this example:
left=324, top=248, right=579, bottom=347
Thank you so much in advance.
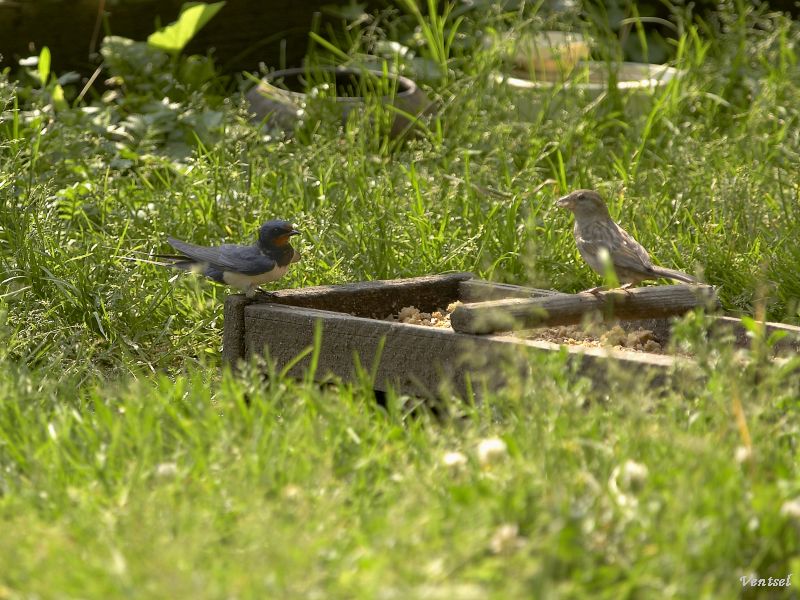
left=650, top=266, right=697, bottom=284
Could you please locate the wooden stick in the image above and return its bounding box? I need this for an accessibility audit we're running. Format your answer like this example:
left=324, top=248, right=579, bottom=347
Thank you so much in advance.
left=451, top=285, right=719, bottom=335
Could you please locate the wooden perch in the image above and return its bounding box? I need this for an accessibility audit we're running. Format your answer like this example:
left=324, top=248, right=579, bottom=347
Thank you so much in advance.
left=450, top=284, right=719, bottom=335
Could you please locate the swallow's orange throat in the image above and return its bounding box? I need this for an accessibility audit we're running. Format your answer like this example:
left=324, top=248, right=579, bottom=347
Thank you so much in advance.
left=273, top=233, right=291, bottom=247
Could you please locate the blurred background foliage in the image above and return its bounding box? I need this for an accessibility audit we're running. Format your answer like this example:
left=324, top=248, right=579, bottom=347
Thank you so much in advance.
left=2, top=1, right=799, bottom=78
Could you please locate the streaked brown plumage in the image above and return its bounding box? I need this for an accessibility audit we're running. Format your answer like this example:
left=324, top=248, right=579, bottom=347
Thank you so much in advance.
left=556, top=189, right=697, bottom=287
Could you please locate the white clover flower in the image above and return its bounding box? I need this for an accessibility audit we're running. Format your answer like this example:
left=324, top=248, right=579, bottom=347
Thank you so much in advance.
left=735, top=445, right=753, bottom=464
left=476, top=437, right=508, bottom=466
left=489, top=523, right=524, bottom=554
left=780, top=497, right=800, bottom=520
left=154, top=462, right=178, bottom=478
left=609, top=459, right=648, bottom=508
left=442, top=451, right=468, bottom=468
left=620, top=459, right=649, bottom=489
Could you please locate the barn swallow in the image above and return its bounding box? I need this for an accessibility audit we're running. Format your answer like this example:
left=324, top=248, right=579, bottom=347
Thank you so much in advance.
left=159, top=220, right=301, bottom=297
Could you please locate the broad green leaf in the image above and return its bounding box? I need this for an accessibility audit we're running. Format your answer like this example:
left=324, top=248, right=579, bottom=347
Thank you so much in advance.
left=38, top=46, right=51, bottom=86
left=740, top=316, right=759, bottom=335
left=51, top=83, right=68, bottom=111
left=147, top=1, right=226, bottom=54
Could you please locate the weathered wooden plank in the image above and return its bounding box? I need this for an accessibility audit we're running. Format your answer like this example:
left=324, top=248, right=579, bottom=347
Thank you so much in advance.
left=222, top=294, right=251, bottom=364
left=458, top=279, right=560, bottom=302
left=245, top=304, right=477, bottom=396
left=223, top=272, right=471, bottom=363
left=451, top=284, right=719, bottom=334
left=243, top=303, right=683, bottom=397
left=249, top=272, right=474, bottom=318
left=710, top=316, right=800, bottom=355
left=487, top=330, right=684, bottom=391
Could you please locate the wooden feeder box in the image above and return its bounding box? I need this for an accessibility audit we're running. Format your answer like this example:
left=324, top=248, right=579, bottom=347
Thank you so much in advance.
left=222, top=273, right=800, bottom=397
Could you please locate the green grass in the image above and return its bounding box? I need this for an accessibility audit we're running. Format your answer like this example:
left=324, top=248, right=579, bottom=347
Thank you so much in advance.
left=1, top=1, right=800, bottom=597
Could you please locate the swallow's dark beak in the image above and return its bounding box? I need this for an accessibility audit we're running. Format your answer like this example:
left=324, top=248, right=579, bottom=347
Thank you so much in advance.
left=289, top=229, right=300, bottom=236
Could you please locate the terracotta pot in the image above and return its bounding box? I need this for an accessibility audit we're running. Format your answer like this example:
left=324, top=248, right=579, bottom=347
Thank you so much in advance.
left=246, top=66, right=431, bottom=138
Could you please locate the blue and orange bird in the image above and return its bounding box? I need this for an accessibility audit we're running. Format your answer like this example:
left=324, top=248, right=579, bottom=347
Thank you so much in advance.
left=160, top=220, right=301, bottom=297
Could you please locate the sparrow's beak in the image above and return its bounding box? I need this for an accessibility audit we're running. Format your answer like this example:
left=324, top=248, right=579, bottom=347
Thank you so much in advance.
left=556, top=195, right=571, bottom=208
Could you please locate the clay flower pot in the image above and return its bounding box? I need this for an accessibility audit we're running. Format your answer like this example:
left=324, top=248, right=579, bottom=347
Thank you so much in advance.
left=246, top=66, right=430, bottom=138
